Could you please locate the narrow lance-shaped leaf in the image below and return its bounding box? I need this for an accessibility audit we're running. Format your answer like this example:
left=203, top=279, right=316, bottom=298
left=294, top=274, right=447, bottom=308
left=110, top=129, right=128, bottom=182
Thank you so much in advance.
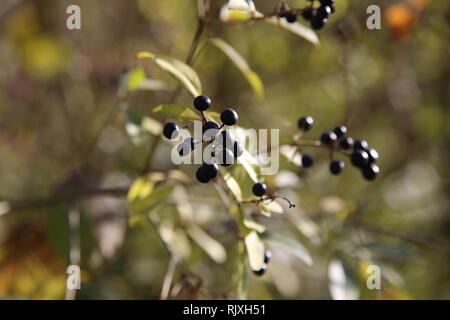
left=262, top=232, right=313, bottom=266
left=153, top=104, right=201, bottom=121
left=265, top=17, right=320, bottom=45
left=208, top=38, right=264, bottom=98
left=187, top=225, right=227, bottom=264
left=245, top=231, right=265, bottom=271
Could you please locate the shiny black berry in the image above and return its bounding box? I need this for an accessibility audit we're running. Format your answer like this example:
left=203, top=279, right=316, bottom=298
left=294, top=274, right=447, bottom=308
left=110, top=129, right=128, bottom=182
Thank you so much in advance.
left=351, top=150, right=369, bottom=168
left=196, top=165, right=210, bottom=183
left=298, top=116, right=314, bottom=131
left=217, top=130, right=235, bottom=149
left=252, top=182, right=267, bottom=197
left=333, top=125, right=347, bottom=138
left=366, top=148, right=379, bottom=163
left=301, top=8, right=316, bottom=21
left=203, top=121, right=219, bottom=140
left=311, top=16, right=327, bottom=30
left=253, top=264, right=267, bottom=276
left=233, top=141, right=244, bottom=158
left=353, top=139, right=369, bottom=150
left=217, top=148, right=234, bottom=167
left=177, top=143, right=190, bottom=156
left=330, top=160, right=345, bottom=175
left=285, top=13, right=297, bottom=23
left=220, top=108, right=239, bottom=126
left=317, top=5, right=332, bottom=19
left=320, top=131, right=337, bottom=145
left=163, top=122, right=179, bottom=140
left=362, top=164, right=380, bottom=181
left=319, top=0, right=335, bottom=6
left=193, top=95, right=211, bottom=111
left=339, top=137, right=354, bottom=150
left=264, top=250, right=272, bottom=264
left=202, top=162, right=219, bottom=180
left=301, top=154, right=314, bottom=168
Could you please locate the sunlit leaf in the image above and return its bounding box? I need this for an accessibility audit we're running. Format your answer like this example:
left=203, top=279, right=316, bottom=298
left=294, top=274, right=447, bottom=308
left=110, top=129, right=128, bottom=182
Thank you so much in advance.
left=209, top=38, right=264, bottom=98
left=187, top=225, right=227, bottom=264
left=222, top=172, right=243, bottom=201
left=243, top=219, right=266, bottom=233
left=126, top=67, right=146, bottom=91
left=239, top=151, right=259, bottom=183
left=265, top=17, right=320, bottom=45
left=262, top=232, right=313, bottom=266
left=153, top=104, right=201, bottom=121
left=280, top=145, right=301, bottom=166
left=264, top=200, right=284, bottom=214
left=127, top=177, right=155, bottom=202
left=245, top=231, right=265, bottom=271
left=328, top=259, right=359, bottom=300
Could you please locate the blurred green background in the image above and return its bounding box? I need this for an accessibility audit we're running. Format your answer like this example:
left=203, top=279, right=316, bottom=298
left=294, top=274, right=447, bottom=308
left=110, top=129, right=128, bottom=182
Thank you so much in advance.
left=0, top=0, right=449, bottom=299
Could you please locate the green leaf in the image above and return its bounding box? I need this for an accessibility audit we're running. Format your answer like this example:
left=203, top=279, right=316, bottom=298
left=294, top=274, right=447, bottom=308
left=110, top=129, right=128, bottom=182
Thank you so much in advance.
left=129, top=183, right=175, bottom=216
left=262, top=232, right=313, bottom=266
left=265, top=17, right=320, bottom=45
left=209, top=38, right=264, bottom=98
left=125, top=67, right=146, bottom=91
left=187, top=225, right=227, bottom=264
left=222, top=171, right=243, bottom=201
left=244, top=231, right=265, bottom=271
left=153, top=104, right=201, bottom=121
left=123, top=108, right=163, bottom=142
left=328, top=259, right=359, bottom=300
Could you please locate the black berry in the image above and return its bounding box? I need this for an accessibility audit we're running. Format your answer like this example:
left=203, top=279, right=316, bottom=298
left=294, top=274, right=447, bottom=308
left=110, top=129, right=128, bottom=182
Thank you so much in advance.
left=285, top=13, right=297, bottom=23
left=203, top=121, right=219, bottom=140
left=177, top=142, right=190, bottom=156
left=264, top=250, right=272, bottom=264
left=339, top=137, right=354, bottom=150
left=333, top=125, right=347, bottom=138
left=193, top=95, right=211, bottom=111
left=366, top=148, right=379, bottom=163
left=298, top=116, right=314, bottom=131
left=317, top=5, right=332, bottom=19
left=252, top=182, right=267, bottom=197
left=353, top=139, right=369, bottom=150
left=311, top=16, right=327, bottom=30
left=253, top=264, right=267, bottom=276
left=201, top=162, right=219, bottom=180
left=351, top=150, right=369, bottom=168
left=217, top=130, right=235, bottom=149
left=233, top=141, right=244, bottom=158
left=362, top=164, right=380, bottom=181
left=320, top=131, right=337, bottom=145
left=196, top=165, right=210, bottom=183
left=163, top=122, right=179, bottom=140
left=217, top=148, right=234, bottom=167
left=301, top=8, right=316, bottom=21
left=330, top=160, right=345, bottom=175
left=319, top=0, right=335, bottom=6
left=301, top=154, right=314, bottom=168
left=220, top=108, right=239, bottom=126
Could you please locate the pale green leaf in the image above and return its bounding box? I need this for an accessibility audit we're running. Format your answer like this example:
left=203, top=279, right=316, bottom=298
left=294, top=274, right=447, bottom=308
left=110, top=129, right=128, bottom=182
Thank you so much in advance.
left=245, top=231, right=265, bottom=271
left=222, top=171, right=243, bottom=201
left=129, top=183, right=175, bottom=216
left=262, top=232, right=313, bottom=266
left=209, top=38, right=264, bottom=98
left=153, top=104, right=201, bottom=121
left=265, top=17, right=320, bottom=45
left=187, top=225, right=227, bottom=264
left=126, top=67, right=146, bottom=91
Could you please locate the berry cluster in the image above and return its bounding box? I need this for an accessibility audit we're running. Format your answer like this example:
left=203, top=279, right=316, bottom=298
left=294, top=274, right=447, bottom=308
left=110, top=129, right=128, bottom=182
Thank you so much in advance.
left=297, top=116, right=381, bottom=181
left=162, top=95, right=243, bottom=183
left=253, top=249, right=272, bottom=276
left=277, top=0, right=336, bottom=30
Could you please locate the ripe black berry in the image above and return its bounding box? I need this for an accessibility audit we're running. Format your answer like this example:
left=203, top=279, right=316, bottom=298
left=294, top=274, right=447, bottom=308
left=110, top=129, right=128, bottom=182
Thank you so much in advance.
left=203, top=121, right=219, bottom=140
left=285, top=13, right=297, bottom=23
left=339, top=137, right=354, bottom=150
left=301, top=8, right=316, bottom=21
left=362, top=164, right=380, bottom=181
left=320, top=131, right=337, bottom=145
left=201, top=162, right=219, bottom=180
left=264, top=250, right=272, bottom=264
left=353, top=139, right=369, bottom=150
left=233, top=141, right=244, bottom=158
left=298, top=116, right=314, bottom=131
left=196, top=165, right=210, bottom=183
left=311, top=16, right=327, bottom=30
left=220, top=108, right=239, bottom=126
left=253, top=264, right=267, bottom=276
left=351, top=150, right=369, bottom=168
left=217, top=130, right=235, bottom=149
left=163, top=122, right=179, bottom=140
left=177, top=142, right=190, bottom=156
left=317, top=5, right=332, bottom=19
left=252, top=182, right=267, bottom=197
left=193, top=95, right=211, bottom=111
left=217, top=148, right=234, bottom=167
left=330, top=160, right=345, bottom=175
left=319, top=0, right=335, bottom=6
left=366, top=148, right=379, bottom=163
left=302, top=154, right=314, bottom=168
left=333, top=125, right=347, bottom=138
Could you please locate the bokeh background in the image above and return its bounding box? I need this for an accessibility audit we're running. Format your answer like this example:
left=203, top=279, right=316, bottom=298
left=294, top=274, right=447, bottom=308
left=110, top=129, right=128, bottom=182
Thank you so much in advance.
left=0, top=0, right=449, bottom=299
